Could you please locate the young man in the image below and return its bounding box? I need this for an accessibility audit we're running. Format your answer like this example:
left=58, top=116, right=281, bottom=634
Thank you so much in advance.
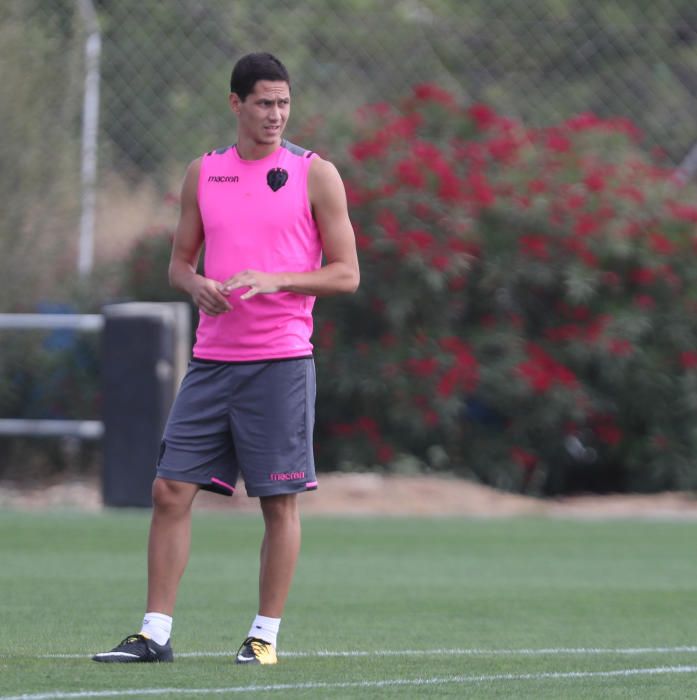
left=93, top=52, right=359, bottom=666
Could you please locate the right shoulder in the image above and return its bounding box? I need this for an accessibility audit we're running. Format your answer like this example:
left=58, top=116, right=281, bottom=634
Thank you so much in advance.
left=179, top=156, right=204, bottom=203
left=187, top=156, right=204, bottom=175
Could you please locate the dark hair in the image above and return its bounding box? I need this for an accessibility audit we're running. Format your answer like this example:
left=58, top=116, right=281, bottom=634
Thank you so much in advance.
left=230, top=52, right=290, bottom=101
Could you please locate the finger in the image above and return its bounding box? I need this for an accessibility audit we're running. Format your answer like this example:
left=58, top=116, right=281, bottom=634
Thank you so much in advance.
left=239, top=288, right=258, bottom=300
left=222, top=279, right=248, bottom=294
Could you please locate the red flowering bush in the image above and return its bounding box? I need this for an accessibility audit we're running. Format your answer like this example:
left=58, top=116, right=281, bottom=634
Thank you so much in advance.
left=313, top=85, right=697, bottom=495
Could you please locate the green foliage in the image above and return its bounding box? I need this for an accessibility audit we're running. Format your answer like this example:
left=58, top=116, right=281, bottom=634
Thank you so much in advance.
left=312, top=87, right=697, bottom=494
left=0, top=328, right=101, bottom=479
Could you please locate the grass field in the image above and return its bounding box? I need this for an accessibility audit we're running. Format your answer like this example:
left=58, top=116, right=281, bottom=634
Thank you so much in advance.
left=1, top=509, right=697, bottom=699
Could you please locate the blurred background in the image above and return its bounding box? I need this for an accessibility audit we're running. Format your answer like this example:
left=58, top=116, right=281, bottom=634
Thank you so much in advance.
left=2, top=0, right=697, bottom=500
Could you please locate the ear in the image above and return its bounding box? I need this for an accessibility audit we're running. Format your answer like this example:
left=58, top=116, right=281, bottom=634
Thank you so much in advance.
left=229, top=93, right=241, bottom=115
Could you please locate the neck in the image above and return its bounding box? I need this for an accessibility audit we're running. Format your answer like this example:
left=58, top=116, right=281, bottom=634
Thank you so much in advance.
left=235, top=135, right=282, bottom=161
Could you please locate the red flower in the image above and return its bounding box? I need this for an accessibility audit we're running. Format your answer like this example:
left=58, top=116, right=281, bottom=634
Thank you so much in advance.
left=615, top=185, right=645, bottom=204
left=574, top=214, right=599, bottom=237
left=436, top=340, right=479, bottom=396
left=356, top=416, right=379, bottom=436
left=390, top=113, right=423, bottom=138
left=438, top=170, right=461, bottom=202
left=602, top=271, right=621, bottom=288
left=545, top=325, right=582, bottom=342
left=356, top=102, right=392, bottom=122
left=585, top=315, right=610, bottom=342
left=412, top=140, right=443, bottom=163
left=608, top=339, right=633, bottom=357
left=511, top=447, right=538, bottom=471
left=431, top=255, right=450, bottom=271
left=606, top=116, right=642, bottom=142
left=395, top=159, right=426, bottom=189
left=344, top=182, right=365, bottom=206
left=331, top=423, right=354, bottom=437
left=630, top=267, right=656, bottom=285
left=564, top=112, right=601, bottom=132
left=377, top=209, right=400, bottom=238
left=544, top=128, right=571, bottom=153
left=376, top=443, right=394, bottom=463
left=565, top=192, right=586, bottom=210
left=584, top=171, right=605, bottom=193
left=316, top=320, right=336, bottom=350
left=667, top=200, right=697, bottom=223
left=350, top=137, right=387, bottom=162
left=486, top=133, right=522, bottom=163
left=634, top=294, right=655, bottom=310
left=466, top=171, right=495, bottom=208
left=402, top=229, right=434, bottom=252
left=680, top=351, right=697, bottom=370
left=467, top=103, right=498, bottom=130
left=517, top=344, right=579, bottom=394
left=413, top=83, right=457, bottom=107
left=519, top=234, right=550, bottom=260
left=594, top=421, right=622, bottom=446
left=406, top=358, right=440, bottom=378
left=648, top=232, right=675, bottom=255
left=528, top=179, right=547, bottom=194
left=412, top=202, right=432, bottom=219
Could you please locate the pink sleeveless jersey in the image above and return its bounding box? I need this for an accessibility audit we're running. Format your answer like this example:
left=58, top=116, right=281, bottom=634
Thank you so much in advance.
left=193, top=140, right=322, bottom=361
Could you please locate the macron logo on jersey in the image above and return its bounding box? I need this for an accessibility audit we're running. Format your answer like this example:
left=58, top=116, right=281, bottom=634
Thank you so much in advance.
left=208, top=175, right=239, bottom=183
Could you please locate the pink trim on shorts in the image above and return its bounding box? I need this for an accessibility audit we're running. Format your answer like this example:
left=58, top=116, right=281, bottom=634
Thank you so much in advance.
left=211, top=477, right=235, bottom=493
left=305, top=481, right=318, bottom=489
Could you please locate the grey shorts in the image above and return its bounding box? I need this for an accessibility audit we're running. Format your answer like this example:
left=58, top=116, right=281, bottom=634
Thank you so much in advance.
left=157, top=357, right=317, bottom=498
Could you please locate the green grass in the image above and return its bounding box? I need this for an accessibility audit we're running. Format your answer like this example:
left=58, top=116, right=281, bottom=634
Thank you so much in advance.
left=1, top=509, right=697, bottom=698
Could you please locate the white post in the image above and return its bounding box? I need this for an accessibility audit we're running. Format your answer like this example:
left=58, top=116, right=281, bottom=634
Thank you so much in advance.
left=76, top=0, right=101, bottom=279
left=674, top=141, right=697, bottom=186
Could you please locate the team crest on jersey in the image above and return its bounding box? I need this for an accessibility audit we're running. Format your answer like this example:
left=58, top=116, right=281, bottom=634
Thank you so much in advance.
left=267, top=167, right=289, bottom=192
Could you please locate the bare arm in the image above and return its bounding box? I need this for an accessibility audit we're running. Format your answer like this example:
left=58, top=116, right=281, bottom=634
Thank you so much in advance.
left=223, top=157, right=360, bottom=299
left=168, top=158, right=232, bottom=316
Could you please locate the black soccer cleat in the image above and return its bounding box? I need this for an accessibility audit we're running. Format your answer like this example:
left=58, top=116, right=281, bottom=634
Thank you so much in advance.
left=235, top=636, right=278, bottom=665
left=92, top=633, right=173, bottom=663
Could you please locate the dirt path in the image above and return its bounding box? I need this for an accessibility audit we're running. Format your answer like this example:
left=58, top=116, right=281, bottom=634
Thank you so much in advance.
left=2, top=473, right=697, bottom=519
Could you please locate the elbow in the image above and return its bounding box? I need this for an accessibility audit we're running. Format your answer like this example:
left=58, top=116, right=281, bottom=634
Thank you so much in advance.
left=346, top=267, right=360, bottom=294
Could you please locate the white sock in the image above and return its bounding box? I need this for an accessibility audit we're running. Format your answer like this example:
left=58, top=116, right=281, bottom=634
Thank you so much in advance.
left=140, top=612, right=172, bottom=646
left=248, top=614, right=281, bottom=647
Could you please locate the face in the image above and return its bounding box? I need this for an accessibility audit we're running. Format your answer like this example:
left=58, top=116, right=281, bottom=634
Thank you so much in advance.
left=230, top=80, right=290, bottom=147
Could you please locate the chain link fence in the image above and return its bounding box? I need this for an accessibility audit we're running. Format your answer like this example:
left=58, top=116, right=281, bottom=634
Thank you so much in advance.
left=100, top=1, right=697, bottom=170
left=2, top=0, right=697, bottom=289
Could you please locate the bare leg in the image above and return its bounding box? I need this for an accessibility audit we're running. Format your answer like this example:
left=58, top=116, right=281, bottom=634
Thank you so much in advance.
left=146, top=478, right=199, bottom=615
left=258, top=494, right=301, bottom=618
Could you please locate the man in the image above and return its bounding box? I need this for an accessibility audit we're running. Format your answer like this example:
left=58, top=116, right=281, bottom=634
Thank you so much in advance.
left=93, top=52, right=359, bottom=666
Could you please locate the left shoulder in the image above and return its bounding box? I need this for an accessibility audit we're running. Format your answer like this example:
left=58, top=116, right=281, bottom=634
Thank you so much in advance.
left=308, top=155, right=347, bottom=211
left=308, top=155, right=342, bottom=186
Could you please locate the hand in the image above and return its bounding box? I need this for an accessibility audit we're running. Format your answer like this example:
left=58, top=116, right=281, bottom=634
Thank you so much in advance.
left=222, top=270, right=282, bottom=300
left=190, top=276, right=232, bottom=316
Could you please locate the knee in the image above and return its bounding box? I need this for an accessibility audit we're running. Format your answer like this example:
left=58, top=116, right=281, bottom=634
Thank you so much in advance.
left=260, top=494, right=299, bottom=526
left=152, top=478, right=196, bottom=513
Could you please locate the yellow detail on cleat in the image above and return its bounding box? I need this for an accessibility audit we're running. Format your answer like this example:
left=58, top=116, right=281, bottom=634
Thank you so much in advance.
left=236, top=637, right=278, bottom=665
left=251, top=639, right=277, bottom=665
